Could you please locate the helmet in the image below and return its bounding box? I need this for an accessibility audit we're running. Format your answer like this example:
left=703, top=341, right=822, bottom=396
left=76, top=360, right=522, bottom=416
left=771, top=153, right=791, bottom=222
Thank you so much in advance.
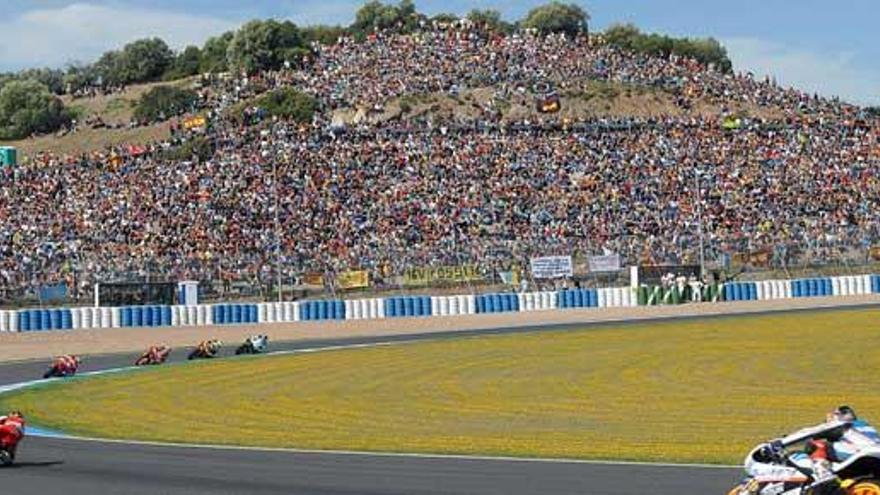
left=8, top=410, right=23, bottom=420
left=831, top=405, right=857, bottom=422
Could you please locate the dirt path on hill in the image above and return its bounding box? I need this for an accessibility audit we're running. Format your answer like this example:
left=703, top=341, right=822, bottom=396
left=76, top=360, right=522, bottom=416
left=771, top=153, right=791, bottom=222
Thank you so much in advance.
left=1, top=295, right=879, bottom=362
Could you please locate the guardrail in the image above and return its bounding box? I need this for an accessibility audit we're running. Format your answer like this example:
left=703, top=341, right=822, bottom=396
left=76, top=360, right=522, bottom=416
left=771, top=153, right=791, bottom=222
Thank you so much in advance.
left=1, top=274, right=879, bottom=333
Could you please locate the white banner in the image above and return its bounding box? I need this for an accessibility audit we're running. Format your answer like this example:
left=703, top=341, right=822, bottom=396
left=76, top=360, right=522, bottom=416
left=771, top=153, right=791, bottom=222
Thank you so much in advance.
left=589, top=254, right=621, bottom=272
left=530, top=256, right=573, bottom=279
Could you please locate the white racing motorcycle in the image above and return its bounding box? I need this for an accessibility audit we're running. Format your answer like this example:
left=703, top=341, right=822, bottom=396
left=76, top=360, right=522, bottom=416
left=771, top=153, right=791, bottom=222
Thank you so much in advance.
left=235, top=335, right=269, bottom=355
left=728, top=421, right=880, bottom=495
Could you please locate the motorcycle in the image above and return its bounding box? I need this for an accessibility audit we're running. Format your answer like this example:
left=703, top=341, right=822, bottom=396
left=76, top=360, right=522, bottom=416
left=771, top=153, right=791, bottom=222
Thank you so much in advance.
left=187, top=340, right=222, bottom=360
left=235, top=335, right=269, bottom=355
left=0, top=422, right=23, bottom=467
left=42, top=355, right=80, bottom=379
left=728, top=422, right=880, bottom=495
left=135, top=345, right=172, bottom=366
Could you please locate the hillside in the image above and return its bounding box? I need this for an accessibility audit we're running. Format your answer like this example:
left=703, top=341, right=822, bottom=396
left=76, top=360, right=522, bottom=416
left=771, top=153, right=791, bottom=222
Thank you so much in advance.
left=0, top=79, right=197, bottom=158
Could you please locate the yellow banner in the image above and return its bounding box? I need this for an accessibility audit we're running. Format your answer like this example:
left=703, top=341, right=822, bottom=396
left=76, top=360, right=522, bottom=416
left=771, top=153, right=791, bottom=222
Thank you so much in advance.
left=303, top=273, right=324, bottom=286
left=184, top=116, right=207, bottom=129
left=403, top=265, right=482, bottom=286
left=337, top=270, right=369, bottom=289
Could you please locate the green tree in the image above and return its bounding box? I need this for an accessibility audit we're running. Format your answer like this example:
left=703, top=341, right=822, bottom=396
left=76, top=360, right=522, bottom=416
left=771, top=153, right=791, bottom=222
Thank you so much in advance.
left=430, top=13, right=459, bottom=24
left=521, top=2, right=589, bottom=36
left=164, top=45, right=203, bottom=80
left=301, top=25, right=346, bottom=46
left=118, top=38, right=174, bottom=83
left=604, top=24, right=732, bottom=73
left=227, top=19, right=307, bottom=73
left=253, top=87, right=317, bottom=122
left=200, top=32, right=234, bottom=73
left=466, top=9, right=510, bottom=32
left=0, top=79, right=72, bottom=139
left=93, top=50, right=125, bottom=86
left=18, top=68, right=65, bottom=94
left=133, top=85, right=199, bottom=123
left=351, top=0, right=421, bottom=33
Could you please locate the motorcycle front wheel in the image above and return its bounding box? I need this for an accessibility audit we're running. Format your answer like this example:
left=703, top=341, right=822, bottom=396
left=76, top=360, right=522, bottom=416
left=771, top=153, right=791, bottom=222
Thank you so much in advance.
left=846, top=479, right=880, bottom=495
left=0, top=449, right=12, bottom=466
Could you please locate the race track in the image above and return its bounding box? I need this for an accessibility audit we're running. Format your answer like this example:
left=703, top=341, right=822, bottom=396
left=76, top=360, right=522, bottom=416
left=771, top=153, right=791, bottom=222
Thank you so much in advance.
left=0, top=317, right=780, bottom=494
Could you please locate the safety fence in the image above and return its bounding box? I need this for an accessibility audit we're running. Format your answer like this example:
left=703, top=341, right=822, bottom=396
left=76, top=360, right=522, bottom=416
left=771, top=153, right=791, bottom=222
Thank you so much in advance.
left=2, top=274, right=880, bottom=333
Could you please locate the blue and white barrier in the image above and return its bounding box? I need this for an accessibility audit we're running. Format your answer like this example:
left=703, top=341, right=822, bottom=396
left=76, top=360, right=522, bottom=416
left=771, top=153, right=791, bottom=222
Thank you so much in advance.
left=4, top=273, right=880, bottom=333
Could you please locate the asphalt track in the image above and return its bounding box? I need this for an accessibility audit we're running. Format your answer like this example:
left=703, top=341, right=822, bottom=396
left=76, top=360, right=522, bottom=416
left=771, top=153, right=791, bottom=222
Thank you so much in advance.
left=13, top=307, right=864, bottom=494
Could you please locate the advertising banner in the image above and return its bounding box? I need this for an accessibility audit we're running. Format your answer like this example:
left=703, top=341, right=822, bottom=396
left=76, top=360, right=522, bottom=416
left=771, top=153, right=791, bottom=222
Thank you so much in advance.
left=403, top=265, right=482, bottom=286
left=588, top=254, right=621, bottom=273
left=337, top=270, right=370, bottom=289
left=530, top=256, right=573, bottom=279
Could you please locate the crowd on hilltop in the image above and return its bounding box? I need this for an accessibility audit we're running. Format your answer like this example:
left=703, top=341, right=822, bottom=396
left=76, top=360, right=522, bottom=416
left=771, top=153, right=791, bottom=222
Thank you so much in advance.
left=1, top=27, right=878, bottom=299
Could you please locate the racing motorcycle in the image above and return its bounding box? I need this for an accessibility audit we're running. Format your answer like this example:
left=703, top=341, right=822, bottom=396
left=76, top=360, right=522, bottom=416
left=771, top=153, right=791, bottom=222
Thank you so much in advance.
left=135, top=345, right=172, bottom=366
left=235, top=335, right=269, bottom=355
left=187, top=340, right=222, bottom=360
left=0, top=414, right=24, bottom=467
left=42, top=355, right=80, bottom=379
left=728, top=423, right=880, bottom=495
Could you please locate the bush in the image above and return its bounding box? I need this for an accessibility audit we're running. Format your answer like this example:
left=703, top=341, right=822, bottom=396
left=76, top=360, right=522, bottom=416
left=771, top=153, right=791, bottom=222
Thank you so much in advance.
left=254, top=88, right=318, bottom=122
left=0, top=79, right=73, bottom=139
left=134, top=86, right=199, bottom=123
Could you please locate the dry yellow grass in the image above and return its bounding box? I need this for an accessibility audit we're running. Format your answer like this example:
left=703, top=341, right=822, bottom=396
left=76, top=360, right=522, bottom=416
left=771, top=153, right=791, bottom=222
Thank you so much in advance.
left=4, top=308, right=880, bottom=464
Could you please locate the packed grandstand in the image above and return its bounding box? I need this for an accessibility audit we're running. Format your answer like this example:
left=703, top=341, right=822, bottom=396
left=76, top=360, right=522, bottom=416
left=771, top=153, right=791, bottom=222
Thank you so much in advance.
left=0, top=13, right=878, bottom=302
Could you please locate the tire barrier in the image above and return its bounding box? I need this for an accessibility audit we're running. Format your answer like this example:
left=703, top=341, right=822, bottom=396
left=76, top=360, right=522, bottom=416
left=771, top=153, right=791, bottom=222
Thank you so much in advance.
left=5, top=274, right=880, bottom=333
left=516, top=292, right=557, bottom=312
left=15, top=308, right=74, bottom=331
left=557, top=289, right=598, bottom=309
left=211, top=304, right=259, bottom=325
left=428, top=295, right=476, bottom=316
left=0, top=310, right=17, bottom=332
left=475, top=293, right=520, bottom=314
left=721, top=282, right=759, bottom=302
left=830, top=275, right=872, bottom=297
left=299, top=300, right=346, bottom=321
left=754, top=280, right=790, bottom=300
left=791, top=278, right=833, bottom=298
left=384, top=296, right=432, bottom=318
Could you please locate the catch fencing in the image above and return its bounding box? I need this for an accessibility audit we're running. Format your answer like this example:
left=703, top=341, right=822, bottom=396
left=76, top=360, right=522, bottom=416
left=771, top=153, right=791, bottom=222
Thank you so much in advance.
left=2, top=274, right=880, bottom=333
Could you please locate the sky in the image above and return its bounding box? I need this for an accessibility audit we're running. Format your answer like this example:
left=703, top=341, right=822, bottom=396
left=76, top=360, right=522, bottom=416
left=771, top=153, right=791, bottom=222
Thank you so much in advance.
left=0, top=0, right=876, bottom=106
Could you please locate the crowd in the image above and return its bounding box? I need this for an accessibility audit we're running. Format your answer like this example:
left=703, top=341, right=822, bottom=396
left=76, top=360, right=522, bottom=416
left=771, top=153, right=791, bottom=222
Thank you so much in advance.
left=0, top=26, right=877, bottom=299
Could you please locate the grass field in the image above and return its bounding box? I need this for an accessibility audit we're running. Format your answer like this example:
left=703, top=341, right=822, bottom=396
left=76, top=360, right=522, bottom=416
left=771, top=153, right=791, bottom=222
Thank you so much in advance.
left=4, top=308, right=880, bottom=464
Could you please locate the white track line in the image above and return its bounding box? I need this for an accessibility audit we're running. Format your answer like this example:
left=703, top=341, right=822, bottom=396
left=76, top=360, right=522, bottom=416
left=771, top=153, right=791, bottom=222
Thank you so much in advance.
left=0, top=338, right=740, bottom=470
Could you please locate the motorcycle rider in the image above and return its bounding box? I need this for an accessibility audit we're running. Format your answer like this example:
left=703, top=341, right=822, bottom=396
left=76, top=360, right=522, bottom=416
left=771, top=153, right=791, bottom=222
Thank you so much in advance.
left=143, top=344, right=171, bottom=364
left=47, top=355, right=80, bottom=377
left=0, top=411, right=25, bottom=461
left=742, top=406, right=880, bottom=492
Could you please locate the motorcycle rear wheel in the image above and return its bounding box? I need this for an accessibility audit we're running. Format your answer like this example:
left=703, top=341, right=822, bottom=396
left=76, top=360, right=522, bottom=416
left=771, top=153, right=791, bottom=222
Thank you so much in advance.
left=847, top=479, right=880, bottom=495
left=0, top=449, right=12, bottom=466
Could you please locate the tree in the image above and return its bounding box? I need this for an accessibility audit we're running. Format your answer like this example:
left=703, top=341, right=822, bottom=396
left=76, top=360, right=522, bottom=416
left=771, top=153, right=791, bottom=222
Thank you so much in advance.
left=133, top=85, right=199, bottom=123
left=301, top=25, right=346, bottom=46
left=164, top=46, right=203, bottom=80
left=118, top=38, right=174, bottom=83
left=604, top=24, right=732, bottom=73
left=253, top=87, right=317, bottom=122
left=351, top=0, right=422, bottom=34
left=0, top=79, right=72, bottom=139
left=466, top=9, right=510, bottom=32
left=226, top=19, right=307, bottom=73
left=18, top=68, right=65, bottom=95
left=521, top=2, right=589, bottom=36
left=200, top=32, right=234, bottom=73
left=93, top=50, right=125, bottom=87
left=430, top=13, right=459, bottom=25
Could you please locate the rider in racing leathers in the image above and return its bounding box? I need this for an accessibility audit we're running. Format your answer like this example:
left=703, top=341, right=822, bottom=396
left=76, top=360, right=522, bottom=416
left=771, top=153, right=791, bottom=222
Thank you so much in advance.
left=52, top=355, right=80, bottom=376
left=0, top=411, right=26, bottom=459
left=744, top=406, right=880, bottom=489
